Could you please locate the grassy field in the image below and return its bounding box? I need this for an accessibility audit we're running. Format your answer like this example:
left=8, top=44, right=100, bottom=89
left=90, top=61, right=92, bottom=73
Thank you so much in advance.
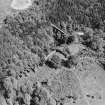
left=0, top=0, right=12, bottom=24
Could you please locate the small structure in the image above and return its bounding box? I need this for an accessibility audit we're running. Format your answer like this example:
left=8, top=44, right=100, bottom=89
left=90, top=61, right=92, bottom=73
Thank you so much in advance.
left=10, top=0, right=32, bottom=10
left=72, top=31, right=84, bottom=43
